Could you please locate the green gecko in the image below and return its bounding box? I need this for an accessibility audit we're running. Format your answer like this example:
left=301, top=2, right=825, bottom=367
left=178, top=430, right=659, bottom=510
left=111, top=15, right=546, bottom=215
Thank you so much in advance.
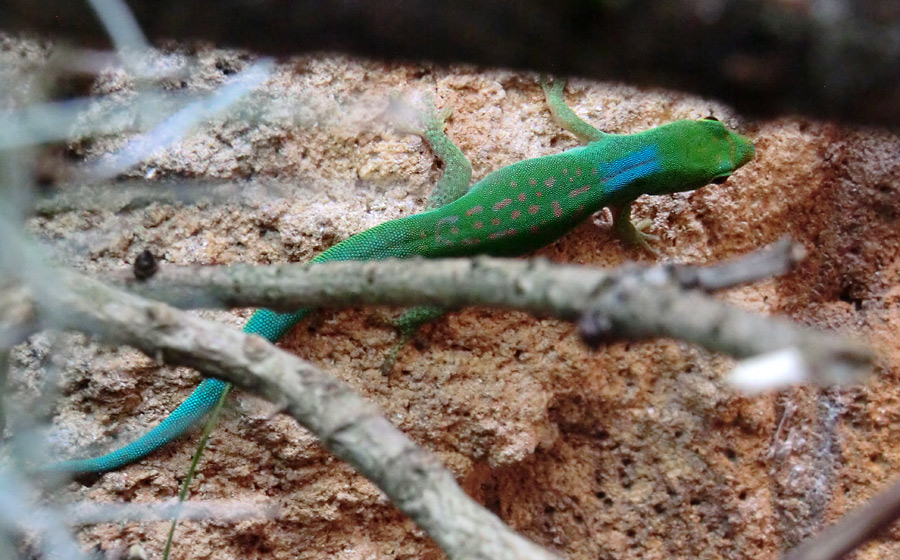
left=48, top=80, right=754, bottom=473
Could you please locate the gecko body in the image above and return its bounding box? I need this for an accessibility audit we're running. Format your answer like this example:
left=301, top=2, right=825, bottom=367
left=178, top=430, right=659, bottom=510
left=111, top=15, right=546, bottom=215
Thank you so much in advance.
left=49, top=84, right=754, bottom=473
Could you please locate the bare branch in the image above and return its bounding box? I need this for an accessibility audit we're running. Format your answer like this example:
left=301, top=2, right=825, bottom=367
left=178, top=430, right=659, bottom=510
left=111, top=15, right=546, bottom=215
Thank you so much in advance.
left=780, top=476, right=900, bottom=560
left=670, top=237, right=808, bottom=292
left=21, top=253, right=561, bottom=560
left=63, top=498, right=279, bottom=525
left=0, top=281, right=36, bottom=351
left=0, top=470, right=93, bottom=560
left=106, top=240, right=871, bottom=386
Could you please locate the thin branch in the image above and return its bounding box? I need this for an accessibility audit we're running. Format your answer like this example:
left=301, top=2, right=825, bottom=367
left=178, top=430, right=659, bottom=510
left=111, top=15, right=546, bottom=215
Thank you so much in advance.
left=0, top=470, right=93, bottom=560
left=0, top=281, right=36, bottom=350
left=108, top=240, right=870, bottom=386
left=62, top=499, right=279, bottom=525
left=14, top=247, right=560, bottom=560
left=780, top=476, right=900, bottom=560
left=85, top=0, right=149, bottom=54
left=670, top=237, right=808, bottom=292
left=83, top=59, right=275, bottom=181
left=576, top=280, right=868, bottom=387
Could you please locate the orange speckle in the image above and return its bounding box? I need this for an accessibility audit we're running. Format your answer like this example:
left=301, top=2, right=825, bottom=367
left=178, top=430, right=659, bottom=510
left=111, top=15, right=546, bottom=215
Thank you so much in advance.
left=552, top=201, right=563, bottom=218
left=488, top=228, right=517, bottom=240
left=569, top=185, right=590, bottom=198
left=493, top=198, right=513, bottom=211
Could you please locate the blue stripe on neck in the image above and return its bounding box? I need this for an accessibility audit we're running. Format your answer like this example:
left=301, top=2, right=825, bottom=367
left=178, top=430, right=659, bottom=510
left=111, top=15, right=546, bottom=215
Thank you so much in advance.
left=601, top=145, right=662, bottom=193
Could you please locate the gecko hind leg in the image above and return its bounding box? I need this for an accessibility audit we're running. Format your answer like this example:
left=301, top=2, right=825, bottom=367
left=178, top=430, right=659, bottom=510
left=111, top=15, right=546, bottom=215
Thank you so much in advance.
left=389, top=95, right=473, bottom=210
left=380, top=96, right=475, bottom=373
left=540, top=76, right=606, bottom=144
left=379, top=306, right=446, bottom=376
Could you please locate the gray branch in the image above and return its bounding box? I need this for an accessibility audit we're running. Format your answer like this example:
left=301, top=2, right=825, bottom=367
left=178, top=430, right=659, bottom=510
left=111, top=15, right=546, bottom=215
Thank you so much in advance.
left=63, top=499, right=279, bottom=525
left=112, top=240, right=871, bottom=385
left=3, top=0, right=900, bottom=127
left=0, top=281, right=36, bottom=351
left=780, top=476, right=900, bottom=560
left=23, top=259, right=560, bottom=560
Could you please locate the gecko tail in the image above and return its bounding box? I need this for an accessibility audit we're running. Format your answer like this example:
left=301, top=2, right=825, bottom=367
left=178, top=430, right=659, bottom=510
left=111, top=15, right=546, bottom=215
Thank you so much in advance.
left=42, top=308, right=311, bottom=475
left=43, top=378, right=229, bottom=474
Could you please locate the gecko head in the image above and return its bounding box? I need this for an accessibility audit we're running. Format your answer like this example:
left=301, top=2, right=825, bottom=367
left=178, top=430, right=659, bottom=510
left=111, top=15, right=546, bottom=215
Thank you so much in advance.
left=645, top=117, right=755, bottom=196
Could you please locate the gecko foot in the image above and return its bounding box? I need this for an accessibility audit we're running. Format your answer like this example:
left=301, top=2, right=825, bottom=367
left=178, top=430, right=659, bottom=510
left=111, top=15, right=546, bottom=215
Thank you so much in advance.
left=387, top=94, right=449, bottom=138
left=377, top=307, right=446, bottom=375
left=540, top=75, right=566, bottom=101
left=612, top=213, right=661, bottom=256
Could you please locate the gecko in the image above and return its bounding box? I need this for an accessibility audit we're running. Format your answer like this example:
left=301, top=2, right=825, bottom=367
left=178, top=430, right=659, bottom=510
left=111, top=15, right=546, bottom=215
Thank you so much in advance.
left=48, top=80, right=754, bottom=473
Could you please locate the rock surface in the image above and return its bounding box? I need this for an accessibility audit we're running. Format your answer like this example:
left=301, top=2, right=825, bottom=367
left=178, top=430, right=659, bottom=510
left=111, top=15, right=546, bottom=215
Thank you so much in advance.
left=5, top=39, right=900, bottom=559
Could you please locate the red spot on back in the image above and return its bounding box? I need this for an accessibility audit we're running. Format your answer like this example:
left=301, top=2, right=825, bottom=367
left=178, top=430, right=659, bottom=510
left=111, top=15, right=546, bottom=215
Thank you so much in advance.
left=552, top=201, right=563, bottom=218
left=493, top=198, right=513, bottom=211
left=517, top=192, right=527, bottom=202
left=465, top=205, right=484, bottom=216
left=510, top=210, right=521, bottom=220
left=529, top=205, right=540, bottom=214
left=473, top=221, right=483, bottom=229
left=544, top=177, right=556, bottom=188
left=488, top=228, right=517, bottom=240
left=569, top=185, right=590, bottom=198
left=491, top=218, right=501, bottom=226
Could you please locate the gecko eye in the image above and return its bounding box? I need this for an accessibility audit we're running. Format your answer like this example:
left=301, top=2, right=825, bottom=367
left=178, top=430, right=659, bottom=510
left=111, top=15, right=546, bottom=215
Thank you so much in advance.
left=710, top=176, right=728, bottom=184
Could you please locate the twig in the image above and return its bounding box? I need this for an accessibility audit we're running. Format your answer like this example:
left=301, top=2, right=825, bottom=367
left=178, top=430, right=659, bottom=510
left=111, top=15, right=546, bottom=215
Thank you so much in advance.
left=780, top=476, right=900, bottom=560
left=63, top=498, right=279, bottom=525
left=0, top=470, right=93, bottom=560
left=669, top=237, right=807, bottom=292
left=0, top=281, right=37, bottom=350
left=11, top=241, right=560, bottom=560
left=83, top=60, right=275, bottom=181
left=111, top=239, right=870, bottom=386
